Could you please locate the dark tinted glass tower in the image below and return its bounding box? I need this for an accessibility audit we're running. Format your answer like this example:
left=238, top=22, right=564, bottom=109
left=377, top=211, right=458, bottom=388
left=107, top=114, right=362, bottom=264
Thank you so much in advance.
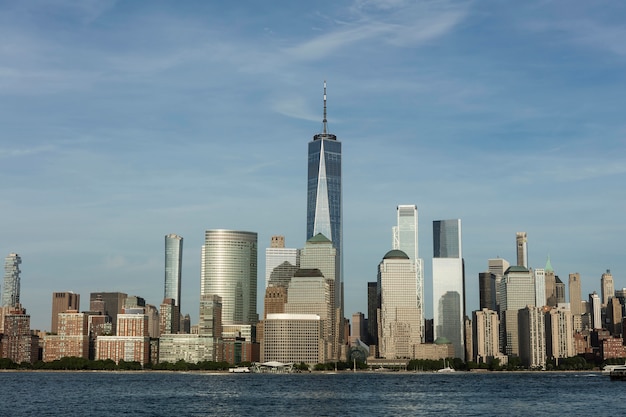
left=306, top=82, right=342, bottom=314
left=164, top=234, right=183, bottom=309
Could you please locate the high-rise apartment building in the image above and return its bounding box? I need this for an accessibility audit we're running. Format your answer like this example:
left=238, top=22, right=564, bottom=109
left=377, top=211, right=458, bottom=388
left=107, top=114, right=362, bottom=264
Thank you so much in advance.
left=533, top=269, right=546, bottom=308
left=432, top=219, right=465, bottom=359
left=201, top=230, right=258, bottom=326
left=164, top=234, right=183, bottom=309
left=306, top=82, right=342, bottom=316
left=265, top=235, right=299, bottom=288
left=44, top=311, right=89, bottom=361
left=392, top=205, right=424, bottom=341
left=159, top=298, right=180, bottom=335
left=198, top=294, right=222, bottom=338
left=545, top=305, right=575, bottom=362
left=2, top=253, right=21, bottom=308
left=518, top=306, right=546, bottom=369
left=472, top=308, right=503, bottom=364
left=378, top=250, right=422, bottom=359
left=51, top=291, right=80, bottom=334
left=516, top=232, right=528, bottom=268
left=2, top=308, right=37, bottom=364
left=601, top=269, right=615, bottom=307
left=568, top=273, right=583, bottom=315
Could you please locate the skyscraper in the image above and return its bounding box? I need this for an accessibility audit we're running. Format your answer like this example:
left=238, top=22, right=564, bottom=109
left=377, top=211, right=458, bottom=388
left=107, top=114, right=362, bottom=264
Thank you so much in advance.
left=378, top=250, right=421, bottom=359
left=392, top=204, right=424, bottom=341
left=516, top=232, right=528, bottom=268
left=499, top=266, right=535, bottom=356
left=601, top=269, right=614, bottom=307
left=589, top=291, right=602, bottom=330
left=2, top=253, right=21, bottom=308
left=164, top=234, right=183, bottom=309
left=569, top=272, right=583, bottom=332
left=265, top=235, right=299, bottom=288
left=432, top=219, right=465, bottom=359
left=201, top=230, right=257, bottom=326
left=306, top=81, right=342, bottom=315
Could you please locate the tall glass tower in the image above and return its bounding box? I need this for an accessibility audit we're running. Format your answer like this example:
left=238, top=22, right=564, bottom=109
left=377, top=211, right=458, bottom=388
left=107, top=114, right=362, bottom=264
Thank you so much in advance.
left=201, top=230, right=257, bottom=326
left=2, top=253, right=21, bottom=308
left=432, top=219, right=465, bottom=359
left=307, top=81, right=342, bottom=317
left=164, top=234, right=183, bottom=309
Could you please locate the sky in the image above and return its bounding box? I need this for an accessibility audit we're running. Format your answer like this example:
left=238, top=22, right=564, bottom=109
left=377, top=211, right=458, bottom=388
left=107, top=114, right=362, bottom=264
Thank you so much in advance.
left=1, top=0, right=625, bottom=331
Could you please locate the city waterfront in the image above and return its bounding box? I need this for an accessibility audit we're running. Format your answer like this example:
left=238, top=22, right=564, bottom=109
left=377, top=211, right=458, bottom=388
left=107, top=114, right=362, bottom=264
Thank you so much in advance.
left=0, top=371, right=623, bottom=416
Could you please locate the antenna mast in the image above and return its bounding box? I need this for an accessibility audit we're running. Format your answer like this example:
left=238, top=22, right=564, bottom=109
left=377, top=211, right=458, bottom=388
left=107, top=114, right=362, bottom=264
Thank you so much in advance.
left=323, top=80, right=328, bottom=134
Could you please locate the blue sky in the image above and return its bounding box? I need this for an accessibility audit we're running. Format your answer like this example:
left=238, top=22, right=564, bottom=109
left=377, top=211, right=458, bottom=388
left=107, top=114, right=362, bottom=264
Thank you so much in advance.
left=1, top=0, right=625, bottom=330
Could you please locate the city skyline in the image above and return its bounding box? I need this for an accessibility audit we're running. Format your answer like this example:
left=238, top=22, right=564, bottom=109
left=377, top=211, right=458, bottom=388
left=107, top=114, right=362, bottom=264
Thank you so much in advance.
left=1, top=1, right=625, bottom=330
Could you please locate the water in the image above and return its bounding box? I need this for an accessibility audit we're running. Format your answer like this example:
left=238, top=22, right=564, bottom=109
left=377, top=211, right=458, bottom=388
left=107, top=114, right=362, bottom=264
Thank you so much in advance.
left=0, top=371, right=622, bottom=416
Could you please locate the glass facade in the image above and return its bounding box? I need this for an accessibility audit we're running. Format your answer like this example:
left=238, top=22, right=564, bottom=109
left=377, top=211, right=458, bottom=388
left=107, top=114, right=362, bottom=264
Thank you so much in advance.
left=164, top=234, right=183, bottom=308
left=201, top=230, right=257, bottom=326
left=432, top=219, right=464, bottom=359
left=2, top=253, right=21, bottom=308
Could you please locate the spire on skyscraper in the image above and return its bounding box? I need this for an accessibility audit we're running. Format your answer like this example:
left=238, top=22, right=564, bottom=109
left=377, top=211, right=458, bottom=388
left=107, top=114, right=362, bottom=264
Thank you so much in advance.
left=322, top=80, right=328, bottom=134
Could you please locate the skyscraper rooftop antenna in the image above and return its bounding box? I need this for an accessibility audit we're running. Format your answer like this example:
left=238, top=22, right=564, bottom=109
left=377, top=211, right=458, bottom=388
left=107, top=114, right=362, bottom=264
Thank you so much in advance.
left=322, top=80, right=328, bottom=134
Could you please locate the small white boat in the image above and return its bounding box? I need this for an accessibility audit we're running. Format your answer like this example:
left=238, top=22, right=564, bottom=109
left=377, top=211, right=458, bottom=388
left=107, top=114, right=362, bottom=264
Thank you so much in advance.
left=228, top=366, right=250, bottom=373
left=437, top=359, right=455, bottom=373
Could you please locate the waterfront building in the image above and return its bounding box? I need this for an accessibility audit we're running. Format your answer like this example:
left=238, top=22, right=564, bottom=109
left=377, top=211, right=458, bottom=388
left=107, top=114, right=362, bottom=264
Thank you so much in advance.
left=392, top=205, right=424, bottom=342
left=516, top=232, right=528, bottom=268
left=601, top=270, right=615, bottom=307
left=306, top=82, right=343, bottom=331
left=51, top=292, right=80, bottom=334
left=164, top=234, right=183, bottom=310
left=201, top=230, right=258, bottom=329
left=89, top=292, right=127, bottom=334
left=265, top=235, right=299, bottom=288
left=472, top=308, right=505, bottom=364
left=518, top=306, right=546, bottom=369
left=96, top=313, right=150, bottom=365
left=261, top=313, right=324, bottom=365
left=499, top=266, right=535, bottom=356
left=2, top=253, right=21, bottom=308
left=44, top=311, right=89, bottom=361
left=378, top=250, right=421, bottom=359
left=545, top=305, right=575, bottom=362
left=432, top=219, right=465, bottom=359
left=158, top=334, right=220, bottom=363
left=2, top=308, right=37, bottom=364
left=589, top=292, right=602, bottom=330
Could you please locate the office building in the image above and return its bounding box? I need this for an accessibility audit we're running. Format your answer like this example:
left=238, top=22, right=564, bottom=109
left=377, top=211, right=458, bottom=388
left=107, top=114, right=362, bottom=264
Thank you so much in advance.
left=164, top=234, right=183, bottom=309
left=392, top=205, right=424, bottom=341
left=306, top=82, right=342, bottom=320
left=606, top=297, right=623, bottom=336
left=159, top=334, right=220, bottom=363
left=589, top=292, right=602, bottom=330
left=51, top=292, right=80, bottom=334
left=499, top=266, right=535, bottom=356
left=545, top=305, right=575, bottom=362
left=518, top=306, right=546, bottom=369
left=367, top=281, right=378, bottom=347
left=198, top=294, right=222, bottom=338
left=488, top=258, right=510, bottom=313
left=533, top=269, right=546, bottom=309
left=2, top=253, right=21, bottom=308
left=544, top=257, right=557, bottom=307
left=569, top=273, right=583, bottom=314
left=516, top=232, right=528, bottom=268
left=201, top=230, right=258, bottom=327
left=265, top=235, right=300, bottom=288
left=89, top=292, right=127, bottom=334
left=601, top=270, right=614, bottom=307
left=351, top=312, right=366, bottom=346
left=432, top=219, right=465, bottom=359
left=479, top=272, right=497, bottom=311
left=378, top=250, right=421, bottom=359
left=262, top=313, right=324, bottom=365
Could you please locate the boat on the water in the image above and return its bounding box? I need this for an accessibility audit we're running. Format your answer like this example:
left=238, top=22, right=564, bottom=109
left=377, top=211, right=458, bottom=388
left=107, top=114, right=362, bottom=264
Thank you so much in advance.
left=228, top=367, right=250, bottom=373
left=609, top=366, right=626, bottom=381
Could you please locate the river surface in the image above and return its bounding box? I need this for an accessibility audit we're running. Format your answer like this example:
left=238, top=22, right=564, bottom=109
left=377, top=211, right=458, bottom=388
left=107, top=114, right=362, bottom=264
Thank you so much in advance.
left=0, top=371, right=621, bottom=416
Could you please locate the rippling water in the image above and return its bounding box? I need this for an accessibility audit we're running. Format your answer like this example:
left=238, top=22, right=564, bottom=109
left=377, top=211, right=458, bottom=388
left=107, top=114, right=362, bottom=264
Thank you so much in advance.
left=0, top=371, right=621, bottom=416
